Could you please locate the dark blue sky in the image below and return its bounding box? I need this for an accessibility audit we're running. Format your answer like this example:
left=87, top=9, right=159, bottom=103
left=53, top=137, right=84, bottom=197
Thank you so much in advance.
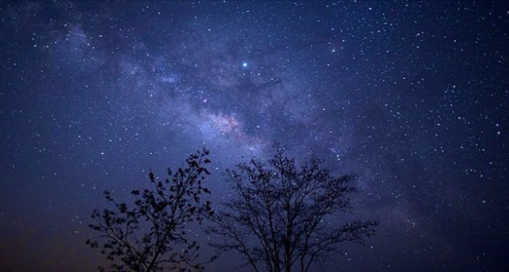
left=0, top=1, right=508, bottom=271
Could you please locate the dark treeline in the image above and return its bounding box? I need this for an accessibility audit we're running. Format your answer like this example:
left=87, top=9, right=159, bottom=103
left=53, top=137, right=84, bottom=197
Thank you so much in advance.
left=86, top=144, right=378, bottom=272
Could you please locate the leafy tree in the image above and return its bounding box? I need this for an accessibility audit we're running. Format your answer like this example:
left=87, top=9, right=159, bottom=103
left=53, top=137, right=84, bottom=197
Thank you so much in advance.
left=209, top=144, right=378, bottom=272
left=86, top=149, right=214, bottom=272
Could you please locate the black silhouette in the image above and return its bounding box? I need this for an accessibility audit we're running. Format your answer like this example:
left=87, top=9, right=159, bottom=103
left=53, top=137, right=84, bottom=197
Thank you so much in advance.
left=86, top=149, right=214, bottom=272
left=209, top=144, right=378, bottom=272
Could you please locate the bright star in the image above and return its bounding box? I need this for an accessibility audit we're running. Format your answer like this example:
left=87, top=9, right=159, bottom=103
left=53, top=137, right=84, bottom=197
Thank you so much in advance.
left=242, top=62, right=248, bottom=67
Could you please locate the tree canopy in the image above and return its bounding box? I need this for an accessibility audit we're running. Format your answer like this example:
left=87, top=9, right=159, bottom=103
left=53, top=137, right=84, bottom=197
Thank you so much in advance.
left=86, top=149, right=214, bottom=272
left=209, top=144, right=378, bottom=272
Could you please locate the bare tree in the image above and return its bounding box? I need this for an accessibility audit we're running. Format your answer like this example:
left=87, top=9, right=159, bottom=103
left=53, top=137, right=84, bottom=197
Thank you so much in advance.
left=209, top=144, right=378, bottom=272
left=86, top=149, right=214, bottom=272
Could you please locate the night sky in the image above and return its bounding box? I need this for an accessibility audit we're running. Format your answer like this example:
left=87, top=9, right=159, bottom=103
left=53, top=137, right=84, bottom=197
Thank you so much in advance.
left=1, top=1, right=508, bottom=271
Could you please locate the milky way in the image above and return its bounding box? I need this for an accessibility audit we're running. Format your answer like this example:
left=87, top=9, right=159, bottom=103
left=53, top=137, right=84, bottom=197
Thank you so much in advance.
left=0, top=1, right=508, bottom=271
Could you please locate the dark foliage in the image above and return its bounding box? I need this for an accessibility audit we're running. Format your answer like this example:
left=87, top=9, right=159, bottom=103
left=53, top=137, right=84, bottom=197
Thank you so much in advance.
left=86, top=149, right=214, bottom=272
left=209, top=144, right=378, bottom=272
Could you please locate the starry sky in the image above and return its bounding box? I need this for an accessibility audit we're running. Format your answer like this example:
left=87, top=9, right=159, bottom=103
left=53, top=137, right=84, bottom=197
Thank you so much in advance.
left=1, top=1, right=508, bottom=272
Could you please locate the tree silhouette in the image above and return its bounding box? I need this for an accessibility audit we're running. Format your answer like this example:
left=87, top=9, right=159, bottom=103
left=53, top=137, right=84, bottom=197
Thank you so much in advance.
left=209, top=144, right=378, bottom=272
left=86, top=149, right=214, bottom=272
